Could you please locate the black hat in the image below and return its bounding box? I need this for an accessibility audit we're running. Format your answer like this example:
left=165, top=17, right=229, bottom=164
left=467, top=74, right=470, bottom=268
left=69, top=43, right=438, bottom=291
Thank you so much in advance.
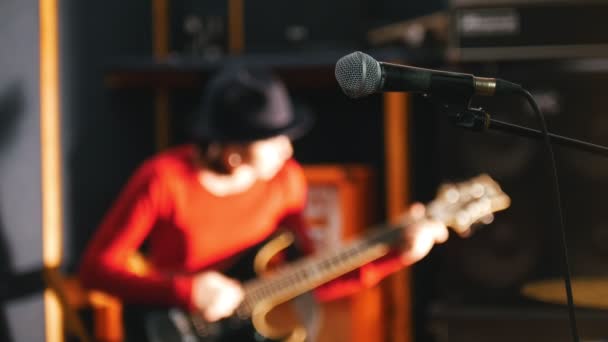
left=191, top=66, right=313, bottom=143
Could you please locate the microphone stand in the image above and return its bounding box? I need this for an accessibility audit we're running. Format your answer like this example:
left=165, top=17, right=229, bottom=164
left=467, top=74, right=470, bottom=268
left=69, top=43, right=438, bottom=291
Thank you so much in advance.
left=434, top=100, right=608, bottom=157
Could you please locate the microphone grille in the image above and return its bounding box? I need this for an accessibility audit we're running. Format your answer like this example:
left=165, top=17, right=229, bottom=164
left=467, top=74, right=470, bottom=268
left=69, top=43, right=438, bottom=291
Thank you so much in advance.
left=335, top=51, right=382, bottom=98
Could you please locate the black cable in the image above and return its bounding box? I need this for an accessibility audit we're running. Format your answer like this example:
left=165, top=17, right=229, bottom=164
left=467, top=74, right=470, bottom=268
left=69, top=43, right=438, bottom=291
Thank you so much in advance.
left=520, top=89, right=580, bottom=342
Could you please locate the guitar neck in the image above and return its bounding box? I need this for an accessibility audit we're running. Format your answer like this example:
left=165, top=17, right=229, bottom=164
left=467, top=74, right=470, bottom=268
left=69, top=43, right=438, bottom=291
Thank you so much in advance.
left=235, top=224, right=406, bottom=317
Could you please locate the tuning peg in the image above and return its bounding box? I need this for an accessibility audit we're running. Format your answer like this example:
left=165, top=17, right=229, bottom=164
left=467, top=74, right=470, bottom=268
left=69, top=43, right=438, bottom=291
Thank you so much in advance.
left=443, top=186, right=460, bottom=204
left=470, top=182, right=485, bottom=199
left=479, top=213, right=495, bottom=225
left=455, top=211, right=471, bottom=228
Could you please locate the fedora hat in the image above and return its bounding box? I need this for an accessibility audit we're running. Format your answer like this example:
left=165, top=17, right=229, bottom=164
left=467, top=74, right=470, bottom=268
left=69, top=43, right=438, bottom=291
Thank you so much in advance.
left=191, top=66, right=313, bottom=143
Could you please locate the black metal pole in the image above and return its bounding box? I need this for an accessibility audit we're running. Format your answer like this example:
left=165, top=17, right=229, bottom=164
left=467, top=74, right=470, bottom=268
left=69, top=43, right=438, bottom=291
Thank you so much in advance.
left=488, top=118, right=608, bottom=157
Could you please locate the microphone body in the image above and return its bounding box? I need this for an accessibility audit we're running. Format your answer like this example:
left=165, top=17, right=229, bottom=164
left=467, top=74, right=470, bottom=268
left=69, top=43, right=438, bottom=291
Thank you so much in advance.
left=335, top=51, right=521, bottom=99
left=381, top=62, right=494, bottom=98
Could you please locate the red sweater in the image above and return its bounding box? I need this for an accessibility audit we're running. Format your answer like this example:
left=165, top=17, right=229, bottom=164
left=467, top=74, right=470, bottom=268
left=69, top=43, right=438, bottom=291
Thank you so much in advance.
left=79, top=145, right=406, bottom=310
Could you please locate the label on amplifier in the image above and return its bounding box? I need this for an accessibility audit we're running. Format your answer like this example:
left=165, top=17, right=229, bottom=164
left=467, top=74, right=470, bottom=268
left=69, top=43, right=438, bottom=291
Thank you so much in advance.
left=458, top=8, right=520, bottom=37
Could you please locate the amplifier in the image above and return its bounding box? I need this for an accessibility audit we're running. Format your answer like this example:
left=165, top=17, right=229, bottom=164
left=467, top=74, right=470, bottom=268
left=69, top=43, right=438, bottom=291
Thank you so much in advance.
left=242, top=0, right=367, bottom=53
left=447, top=0, right=608, bottom=61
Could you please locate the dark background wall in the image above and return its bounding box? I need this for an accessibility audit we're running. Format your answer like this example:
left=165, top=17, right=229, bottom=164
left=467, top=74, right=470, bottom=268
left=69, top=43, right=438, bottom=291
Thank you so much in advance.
left=60, top=1, right=154, bottom=271
left=0, top=0, right=45, bottom=341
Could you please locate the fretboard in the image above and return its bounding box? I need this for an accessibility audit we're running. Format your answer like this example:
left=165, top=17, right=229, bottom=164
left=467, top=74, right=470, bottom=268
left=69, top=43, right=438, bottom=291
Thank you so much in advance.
left=234, top=223, right=406, bottom=318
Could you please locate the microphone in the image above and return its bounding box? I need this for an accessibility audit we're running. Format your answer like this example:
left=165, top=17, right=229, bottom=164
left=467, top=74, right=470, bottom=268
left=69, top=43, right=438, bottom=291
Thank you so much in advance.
left=335, top=51, right=522, bottom=99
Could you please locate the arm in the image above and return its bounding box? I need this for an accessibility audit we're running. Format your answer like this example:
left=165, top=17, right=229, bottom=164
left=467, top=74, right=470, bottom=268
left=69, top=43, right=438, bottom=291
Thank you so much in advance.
left=78, top=162, right=194, bottom=310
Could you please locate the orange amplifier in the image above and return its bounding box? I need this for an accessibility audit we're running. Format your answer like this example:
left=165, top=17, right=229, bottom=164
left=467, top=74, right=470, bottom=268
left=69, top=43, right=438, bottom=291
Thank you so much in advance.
left=302, top=164, right=384, bottom=342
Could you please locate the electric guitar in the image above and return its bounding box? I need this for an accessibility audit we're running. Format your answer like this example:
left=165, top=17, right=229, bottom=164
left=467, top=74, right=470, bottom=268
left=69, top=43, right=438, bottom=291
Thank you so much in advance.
left=143, top=174, right=510, bottom=342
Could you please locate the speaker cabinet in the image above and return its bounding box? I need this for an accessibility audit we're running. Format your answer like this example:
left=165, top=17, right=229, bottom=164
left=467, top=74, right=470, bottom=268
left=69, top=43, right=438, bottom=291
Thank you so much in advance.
left=411, top=59, right=608, bottom=341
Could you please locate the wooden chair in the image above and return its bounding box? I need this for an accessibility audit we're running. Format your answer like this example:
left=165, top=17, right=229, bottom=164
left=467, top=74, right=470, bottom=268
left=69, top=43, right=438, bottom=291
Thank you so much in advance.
left=43, top=254, right=151, bottom=341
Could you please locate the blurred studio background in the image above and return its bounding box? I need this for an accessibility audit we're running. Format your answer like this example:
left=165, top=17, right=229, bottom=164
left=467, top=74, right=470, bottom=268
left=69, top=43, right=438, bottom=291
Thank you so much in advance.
left=3, top=0, right=608, bottom=341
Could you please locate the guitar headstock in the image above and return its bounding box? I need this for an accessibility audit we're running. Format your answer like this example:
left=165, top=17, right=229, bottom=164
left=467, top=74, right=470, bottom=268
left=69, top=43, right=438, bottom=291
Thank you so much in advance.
left=426, top=174, right=511, bottom=237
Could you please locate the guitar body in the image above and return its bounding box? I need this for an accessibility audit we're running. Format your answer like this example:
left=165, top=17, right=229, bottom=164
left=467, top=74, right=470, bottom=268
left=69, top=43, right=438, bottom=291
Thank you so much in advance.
left=138, top=231, right=310, bottom=342
left=142, top=300, right=306, bottom=342
left=143, top=308, right=274, bottom=342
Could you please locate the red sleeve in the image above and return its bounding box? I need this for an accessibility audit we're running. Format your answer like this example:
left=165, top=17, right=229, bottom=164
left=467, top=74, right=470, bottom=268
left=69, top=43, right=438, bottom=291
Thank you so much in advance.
left=78, top=160, right=194, bottom=310
left=281, top=160, right=407, bottom=302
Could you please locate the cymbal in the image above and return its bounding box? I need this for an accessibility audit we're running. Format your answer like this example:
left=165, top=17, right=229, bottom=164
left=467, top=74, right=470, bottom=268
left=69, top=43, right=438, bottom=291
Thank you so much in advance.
left=522, top=277, right=608, bottom=310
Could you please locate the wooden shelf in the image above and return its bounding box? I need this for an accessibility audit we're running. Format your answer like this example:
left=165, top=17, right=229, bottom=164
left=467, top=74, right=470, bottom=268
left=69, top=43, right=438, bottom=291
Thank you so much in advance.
left=103, top=47, right=442, bottom=88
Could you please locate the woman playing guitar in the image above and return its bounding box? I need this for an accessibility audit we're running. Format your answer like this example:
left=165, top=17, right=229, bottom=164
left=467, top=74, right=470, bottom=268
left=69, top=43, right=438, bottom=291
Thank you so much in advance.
left=78, top=66, right=449, bottom=341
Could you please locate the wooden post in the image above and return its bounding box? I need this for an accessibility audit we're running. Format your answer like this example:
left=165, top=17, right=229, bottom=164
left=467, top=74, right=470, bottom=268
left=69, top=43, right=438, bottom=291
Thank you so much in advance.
left=40, top=0, right=64, bottom=341
left=228, top=0, right=245, bottom=54
left=383, top=92, right=412, bottom=342
left=152, top=0, right=170, bottom=150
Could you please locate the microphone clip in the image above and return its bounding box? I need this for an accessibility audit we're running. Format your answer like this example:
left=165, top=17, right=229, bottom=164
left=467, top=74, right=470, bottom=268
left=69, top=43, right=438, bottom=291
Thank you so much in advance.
left=447, top=106, right=491, bottom=132
left=431, top=97, right=491, bottom=132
